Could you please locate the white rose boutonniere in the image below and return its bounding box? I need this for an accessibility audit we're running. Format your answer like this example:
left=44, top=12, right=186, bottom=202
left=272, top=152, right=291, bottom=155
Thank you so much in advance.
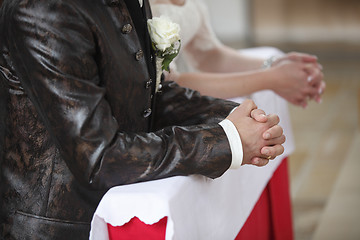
left=147, top=16, right=181, bottom=93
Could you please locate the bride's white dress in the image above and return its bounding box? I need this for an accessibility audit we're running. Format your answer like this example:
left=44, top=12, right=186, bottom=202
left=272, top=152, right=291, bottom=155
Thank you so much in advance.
left=89, top=1, right=295, bottom=239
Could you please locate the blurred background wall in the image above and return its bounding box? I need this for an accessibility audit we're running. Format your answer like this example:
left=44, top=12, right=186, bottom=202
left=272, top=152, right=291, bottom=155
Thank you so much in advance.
left=251, top=0, right=360, bottom=44
left=206, top=1, right=360, bottom=240
left=207, top=0, right=360, bottom=47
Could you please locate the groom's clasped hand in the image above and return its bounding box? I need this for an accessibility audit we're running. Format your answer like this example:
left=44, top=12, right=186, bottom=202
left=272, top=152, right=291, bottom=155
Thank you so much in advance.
left=226, top=99, right=285, bottom=167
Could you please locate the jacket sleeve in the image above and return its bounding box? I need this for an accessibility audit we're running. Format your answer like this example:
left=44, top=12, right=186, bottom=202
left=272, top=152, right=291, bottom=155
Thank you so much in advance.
left=153, top=81, right=239, bottom=129
left=4, top=1, right=234, bottom=189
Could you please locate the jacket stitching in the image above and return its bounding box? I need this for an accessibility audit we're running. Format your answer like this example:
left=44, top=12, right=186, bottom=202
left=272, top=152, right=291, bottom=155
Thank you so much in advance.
left=15, top=210, right=90, bottom=225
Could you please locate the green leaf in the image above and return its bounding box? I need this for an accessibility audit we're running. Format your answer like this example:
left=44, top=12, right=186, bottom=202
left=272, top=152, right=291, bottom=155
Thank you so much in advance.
left=162, top=52, right=178, bottom=72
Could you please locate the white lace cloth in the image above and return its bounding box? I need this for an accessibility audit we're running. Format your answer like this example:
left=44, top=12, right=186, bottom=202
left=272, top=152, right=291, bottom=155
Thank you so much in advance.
left=90, top=1, right=295, bottom=239
left=90, top=158, right=289, bottom=240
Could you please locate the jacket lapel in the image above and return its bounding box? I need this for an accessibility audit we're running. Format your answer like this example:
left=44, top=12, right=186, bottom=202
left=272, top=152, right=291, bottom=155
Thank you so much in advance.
left=143, top=0, right=153, bottom=20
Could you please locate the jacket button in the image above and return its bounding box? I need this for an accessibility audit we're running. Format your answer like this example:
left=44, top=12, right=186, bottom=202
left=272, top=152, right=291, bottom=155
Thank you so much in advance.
left=106, top=0, right=120, bottom=6
left=121, top=24, right=133, bottom=34
left=145, top=79, right=153, bottom=89
left=135, top=50, right=144, bottom=61
left=143, top=108, right=152, bottom=118
left=150, top=55, right=154, bottom=62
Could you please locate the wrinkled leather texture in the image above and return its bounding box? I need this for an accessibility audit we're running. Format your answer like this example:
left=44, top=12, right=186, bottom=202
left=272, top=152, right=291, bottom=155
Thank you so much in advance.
left=0, top=0, right=238, bottom=239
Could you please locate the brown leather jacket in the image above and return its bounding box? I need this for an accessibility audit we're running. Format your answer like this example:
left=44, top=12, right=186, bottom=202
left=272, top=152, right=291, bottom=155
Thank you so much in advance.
left=0, top=0, right=238, bottom=239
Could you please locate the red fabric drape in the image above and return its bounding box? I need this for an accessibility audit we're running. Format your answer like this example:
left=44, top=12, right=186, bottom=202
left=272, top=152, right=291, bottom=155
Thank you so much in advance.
left=108, top=216, right=168, bottom=240
left=236, top=158, right=293, bottom=240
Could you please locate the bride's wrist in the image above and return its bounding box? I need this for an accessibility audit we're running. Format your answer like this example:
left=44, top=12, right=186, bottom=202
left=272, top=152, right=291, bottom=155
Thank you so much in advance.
left=261, top=56, right=278, bottom=69
left=261, top=67, right=281, bottom=91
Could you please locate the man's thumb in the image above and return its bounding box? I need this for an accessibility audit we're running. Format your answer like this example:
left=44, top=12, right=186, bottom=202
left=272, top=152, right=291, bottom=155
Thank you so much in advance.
left=238, top=99, right=257, bottom=117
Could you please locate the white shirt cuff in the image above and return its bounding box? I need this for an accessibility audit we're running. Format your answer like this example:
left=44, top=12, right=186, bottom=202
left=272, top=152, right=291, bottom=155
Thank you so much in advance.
left=219, top=119, right=243, bottom=169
